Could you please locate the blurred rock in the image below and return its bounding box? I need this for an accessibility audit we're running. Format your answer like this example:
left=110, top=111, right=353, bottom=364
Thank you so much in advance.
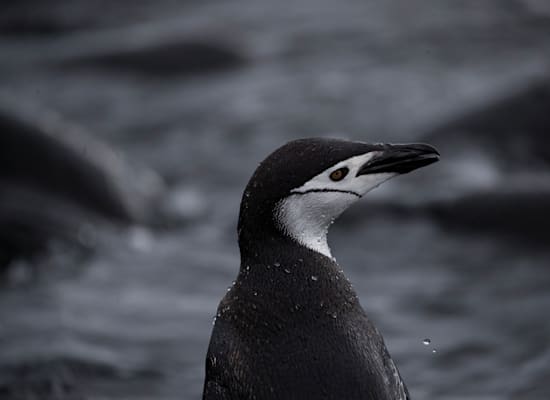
left=426, top=188, right=550, bottom=246
left=0, top=360, right=83, bottom=400
left=61, top=40, right=246, bottom=77
left=0, top=110, right=165, bottom=267
left=418, top=78, right=550, bottom=245
left=1, top=1, right=95, bottom=37
left=0, top=0, right=170, bottom=38
left=340, top=185, right=550, bottom=247
left=425, top=80, right=550, bottom=170
left=521, top=0, right=550, bottom=17
left=0, top=357, right=161, bottom=400
left=0, top=183, right=87, bottom=268
left=0, top=17, right=83, bottom=37
left=0, top=112, right=135, bottom=222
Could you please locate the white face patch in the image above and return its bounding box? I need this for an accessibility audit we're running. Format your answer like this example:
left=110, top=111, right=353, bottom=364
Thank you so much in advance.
left=275, top=152, right=396, bottom=258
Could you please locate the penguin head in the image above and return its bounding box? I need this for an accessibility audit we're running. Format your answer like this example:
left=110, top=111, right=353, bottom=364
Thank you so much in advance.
left=238, top=138, right=439, bottom=259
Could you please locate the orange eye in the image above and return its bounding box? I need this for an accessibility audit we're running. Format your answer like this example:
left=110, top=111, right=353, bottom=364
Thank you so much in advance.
left=329, top=167, right=349, bottom=181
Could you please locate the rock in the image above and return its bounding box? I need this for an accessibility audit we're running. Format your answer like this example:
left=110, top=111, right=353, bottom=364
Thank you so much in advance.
left=0, top=110, right=164, bottom=266
left=0, top=1, right=92, bottom=37
left=62, top=40, right=246, bottom=77
left=0, top=360, right=83, bottom=400
left=1, top=112, right=135, bottom=222
left=339, top=186, right=550, bottom=247
left=0, top=357, right=161, bottom=400
left=425, top=80, right=550, bottom=169
left=426, top=188, right=550, bottom=245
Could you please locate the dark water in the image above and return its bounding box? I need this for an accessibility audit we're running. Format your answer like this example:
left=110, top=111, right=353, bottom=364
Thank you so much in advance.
left=1, top=1, right=550, bottom=399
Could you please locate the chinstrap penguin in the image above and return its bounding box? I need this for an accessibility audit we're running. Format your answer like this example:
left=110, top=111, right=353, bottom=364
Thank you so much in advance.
left=203, top=138, right=440, bottom=400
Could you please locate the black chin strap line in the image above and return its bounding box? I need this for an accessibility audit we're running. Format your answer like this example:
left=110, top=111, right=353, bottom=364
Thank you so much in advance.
left=290, top=188, right=361, bottom=198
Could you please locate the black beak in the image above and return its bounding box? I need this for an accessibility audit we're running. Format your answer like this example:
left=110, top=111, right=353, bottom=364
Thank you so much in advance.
left=356, top=143, right=440, bottom=176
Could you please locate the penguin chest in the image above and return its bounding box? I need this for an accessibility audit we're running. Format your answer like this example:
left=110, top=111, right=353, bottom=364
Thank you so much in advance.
left=238, top=316, right=400, bottom=399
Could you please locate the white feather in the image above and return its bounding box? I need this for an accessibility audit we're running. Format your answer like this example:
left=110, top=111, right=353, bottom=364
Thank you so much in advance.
left=275, top=152, right=396, bottom=258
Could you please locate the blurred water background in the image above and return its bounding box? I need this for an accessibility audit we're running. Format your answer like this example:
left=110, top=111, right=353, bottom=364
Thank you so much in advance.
left=1, top=1, right=550, bottom=399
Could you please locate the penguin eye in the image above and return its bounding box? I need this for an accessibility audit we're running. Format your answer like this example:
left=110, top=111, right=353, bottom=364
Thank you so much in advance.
left=329, top=167, right=349, bottom=182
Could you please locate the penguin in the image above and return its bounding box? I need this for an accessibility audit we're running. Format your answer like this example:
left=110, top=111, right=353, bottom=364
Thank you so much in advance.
left=203, top=138, right=440, bottom=400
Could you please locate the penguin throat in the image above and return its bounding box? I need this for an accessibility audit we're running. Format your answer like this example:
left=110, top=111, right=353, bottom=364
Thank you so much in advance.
left=275, top=192, right=356, bottom=259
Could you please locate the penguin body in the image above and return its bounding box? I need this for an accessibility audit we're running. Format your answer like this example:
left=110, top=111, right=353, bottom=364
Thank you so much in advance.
left=203, top=138, right=439, bottom=400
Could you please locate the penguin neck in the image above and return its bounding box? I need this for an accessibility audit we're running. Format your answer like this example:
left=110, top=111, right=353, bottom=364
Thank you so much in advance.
left=237, top=205, right=358, bottom=313
left=238, top=208, right=334, bottom=264
left=240, top=232, right=332, bottom=266
left=274, top=197, right=334, bottom=259
left=238, top=202, right=336, bottom=262
left=236, top=233, right=359, bottom=318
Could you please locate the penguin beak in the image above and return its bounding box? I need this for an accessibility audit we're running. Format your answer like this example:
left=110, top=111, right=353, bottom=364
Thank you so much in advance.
left=356, top=143, right=440, bottom=176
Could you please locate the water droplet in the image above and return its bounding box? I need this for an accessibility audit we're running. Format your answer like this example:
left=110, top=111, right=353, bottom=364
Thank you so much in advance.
left=432, top=349, right=437, bottom=354
left=298, top=258, right=304, bottom=263
left=245, top=265, right=250, bottom=271
left=232, top=281, right=236, bottom=286
left=274, top=262, right=281, bottom=267
left=253, top=291, right=258, bottom=296
left=212, top=316, right=217, bottom=325
left=252, top=304, right=257, bottom=310
left=226, top=287, right=232, bottom=292
left=422, top=338, right=431, bottom=346
left=284, top=268, right=291, bottom=274
left=331, top=312, right=337, bottom=319
left=311, top=275, right=318, bottom=281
